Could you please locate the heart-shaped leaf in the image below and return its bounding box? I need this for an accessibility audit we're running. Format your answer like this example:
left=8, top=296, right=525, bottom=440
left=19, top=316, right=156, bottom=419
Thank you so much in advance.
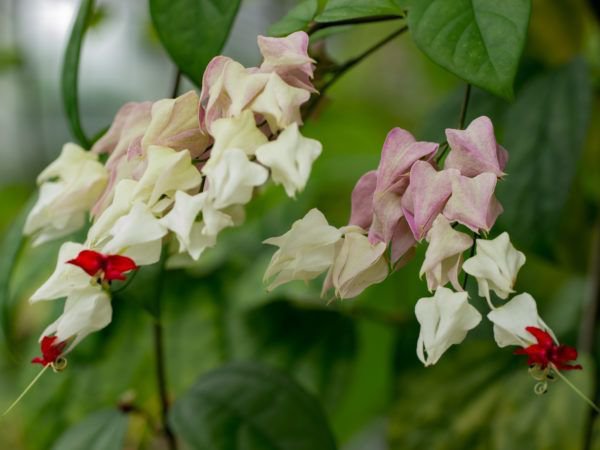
left=170, top=363, right=338, bottom=450
left=316, top=0, right=405, bottom=22
left=408, top=0, right=531, bottom=99
left=496, top=58, right=591, bottom=251
left=150, top=0, right=241, bottom=87
left=51, top=409, right=128, bottom=450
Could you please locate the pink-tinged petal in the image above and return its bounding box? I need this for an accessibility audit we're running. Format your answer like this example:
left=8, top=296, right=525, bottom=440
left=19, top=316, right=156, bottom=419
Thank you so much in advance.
left=444, top=116, right=507, bottom=178
left=199, top=56, right=231, bottom=131
left=349, top=170, right=377, bottom=229
left=376, top=128, right=438, bottom=185
left=257, top=31, right=316, bottom=92
left=402, top=161, right=456, bottom=241
left=370, top=128, right=438, bottom=244
left=91, top=101, right=152, bottom=161
left=443, top=172, right=501, bottom=232
left=390, top=218, right=416, bottom=266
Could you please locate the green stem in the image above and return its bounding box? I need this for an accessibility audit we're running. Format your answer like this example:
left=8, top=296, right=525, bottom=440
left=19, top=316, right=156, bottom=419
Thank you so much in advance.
left=553, top=367, right=600, bottom=414
left=307, top=14, right=404, bottom=35
left=2, top=365, right=49, bottom=417
left=303, top=26, right=408, bottom=120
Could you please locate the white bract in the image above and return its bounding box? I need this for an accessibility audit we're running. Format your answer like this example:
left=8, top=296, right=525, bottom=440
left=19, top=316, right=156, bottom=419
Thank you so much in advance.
left=462, top=232, right=526, bottom=303
left=41, top=287, right=112, bottom=351
left=322, top=227, right=389, bottom=299
left=203, top=148, right=269, bottom=209
left=415, top=287, right=482, bottom=366
left=487, top=292, right=556, bottom=348
left=30, top=242, right=90, bottom=302
left=256, top=123, right=321, bottom=197
left=264, top=208, right=342, bottom=290
left=24, top=144, right=108, bottom=245
left=420, top=216, right=473, bottom=292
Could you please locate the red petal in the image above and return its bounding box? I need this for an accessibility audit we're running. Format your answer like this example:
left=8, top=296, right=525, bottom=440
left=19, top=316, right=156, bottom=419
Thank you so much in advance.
left=32, top=335, right=67, bottom=366
left=67, top=250, right=105, bottom=277
left=104, top=255, right=137, bottom=281
left=525, top=326, right=554, bottom=347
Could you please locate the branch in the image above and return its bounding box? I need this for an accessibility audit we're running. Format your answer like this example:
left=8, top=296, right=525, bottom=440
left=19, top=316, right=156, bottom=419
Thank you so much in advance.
left=307, top=14, right=404, bottom=35
left=303, top=26, right=409, bottom=120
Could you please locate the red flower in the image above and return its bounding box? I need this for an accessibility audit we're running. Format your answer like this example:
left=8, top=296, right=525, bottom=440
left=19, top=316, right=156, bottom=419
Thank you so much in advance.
left=32, top=336, right=67, bottom=366
left=67, top=250, right=137, bottom=282
left=514, top=326, right=582, bottom=371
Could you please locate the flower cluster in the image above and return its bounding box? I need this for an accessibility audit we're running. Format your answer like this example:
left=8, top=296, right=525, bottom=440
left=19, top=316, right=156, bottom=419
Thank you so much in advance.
left=263, top=116, right=581, bottom=380
left=25, top=32, right=320, bottom=364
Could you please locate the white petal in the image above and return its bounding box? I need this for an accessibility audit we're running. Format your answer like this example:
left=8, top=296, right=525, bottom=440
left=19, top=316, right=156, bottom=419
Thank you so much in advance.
left=415, top=287, right=482, bottom=366
left=102, top=202, right=167, bottom=260
left=206, top=110, right=269, bottom=167
left=255, top=123, right=321, bottom=197
left=203, top=148, right=268, bottom=209
left=43, top=286, right=112, bottom=351
left=462, top=232, right=525, bottom=302
left=487, top=292, right=556, bottom=347
left=134, top=145, right=202, bottom=206
left=263, top=208, right=341, bottom=290
left=30, top=242, right=90, bottom=302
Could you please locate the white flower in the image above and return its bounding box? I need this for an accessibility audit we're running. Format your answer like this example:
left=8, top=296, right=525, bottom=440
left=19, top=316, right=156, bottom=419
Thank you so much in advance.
left=24, top=143, right=108, bottom=245
left=487, top=292, right=556, bottom=348
left=250, top=72, right=310, bottom=131
left=160, top=191, right=215, bottom=260
left=30, top=242, right=90, bottom=302
left=203, top=148, right=269, bottom=209
left=255, top=123, right=321, bottom=197
left=420, top=216, right=473, bottom=292
left=263, top=208, right=342, bottom=290
left=462, top=232, right=526, bottom=303
left=206, top=110, right=268, bottom=167
left=415, top=287, right=482, bottom=366
left=133, top=145, right=202, bottom=207
left=322, top=227, right=389, bottom=299
left=41, top=286, right=112, bottom=351
left=87, top=179, right=138, bottom=247
left=101, top=202, right=168, bottom=266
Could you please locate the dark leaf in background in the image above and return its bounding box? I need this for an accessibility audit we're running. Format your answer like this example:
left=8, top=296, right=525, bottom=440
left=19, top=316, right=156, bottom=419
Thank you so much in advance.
left=0, top=196, right=35, bottom=349
left=497, top=58, right=592, bottom=252
left=170, top=363, right=338, bottom=450
left=50, top=409, right=128, bottom=450
left=388, top=343, right=592, bottom=450
left=149, top=0, right=241, bottom=87
left=407, top=0, right=531, bottom=99
left=62, top=0, right=95, bottom=148
left=315, top=0, right=405, bottom=22
left=269, top=0, right=320, bottom=37
left=268, top=0, right=404, bottom=36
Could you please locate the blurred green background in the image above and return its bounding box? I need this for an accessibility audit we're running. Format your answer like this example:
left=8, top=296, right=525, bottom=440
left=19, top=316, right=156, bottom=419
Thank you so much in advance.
left=0, top=0, right=599, bottom=448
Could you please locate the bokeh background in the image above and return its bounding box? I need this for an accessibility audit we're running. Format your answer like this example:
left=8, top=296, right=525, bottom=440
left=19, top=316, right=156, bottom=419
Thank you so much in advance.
left=0, top=0, right=599, bottom=448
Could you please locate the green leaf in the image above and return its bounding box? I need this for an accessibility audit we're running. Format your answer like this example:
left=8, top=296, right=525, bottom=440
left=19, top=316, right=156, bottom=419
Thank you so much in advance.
left=170, top=363, right=339, bottom=450
left=62, top=0, right=95, bottom=148
left=0, top=196, right=35, bottom=347
left=316, top=0, right=405, bottom=22
left=149, top=0, right=241, bottom=87
left=269, top=0, right=320, bottom=36
left=407, top=0, right=531, bottom=99
left=496, top=58, right=592, bottom=251
left=51, top=409, right=128, bottom=450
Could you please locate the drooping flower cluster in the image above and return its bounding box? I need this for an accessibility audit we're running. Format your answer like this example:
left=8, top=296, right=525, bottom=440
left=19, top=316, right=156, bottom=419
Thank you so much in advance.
left=25, top=32, right=321, bottom=364
left=263, top=116, right=581, bottom=380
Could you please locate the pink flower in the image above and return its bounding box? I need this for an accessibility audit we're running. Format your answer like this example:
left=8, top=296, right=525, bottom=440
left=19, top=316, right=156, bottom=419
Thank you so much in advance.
left=443, top=172, right=503, bottom=232
left=444, top=116, right=508, bottom=178
left=257, top=31, right=316, bottom=92
left=402, top=161, right=457, bottom=241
